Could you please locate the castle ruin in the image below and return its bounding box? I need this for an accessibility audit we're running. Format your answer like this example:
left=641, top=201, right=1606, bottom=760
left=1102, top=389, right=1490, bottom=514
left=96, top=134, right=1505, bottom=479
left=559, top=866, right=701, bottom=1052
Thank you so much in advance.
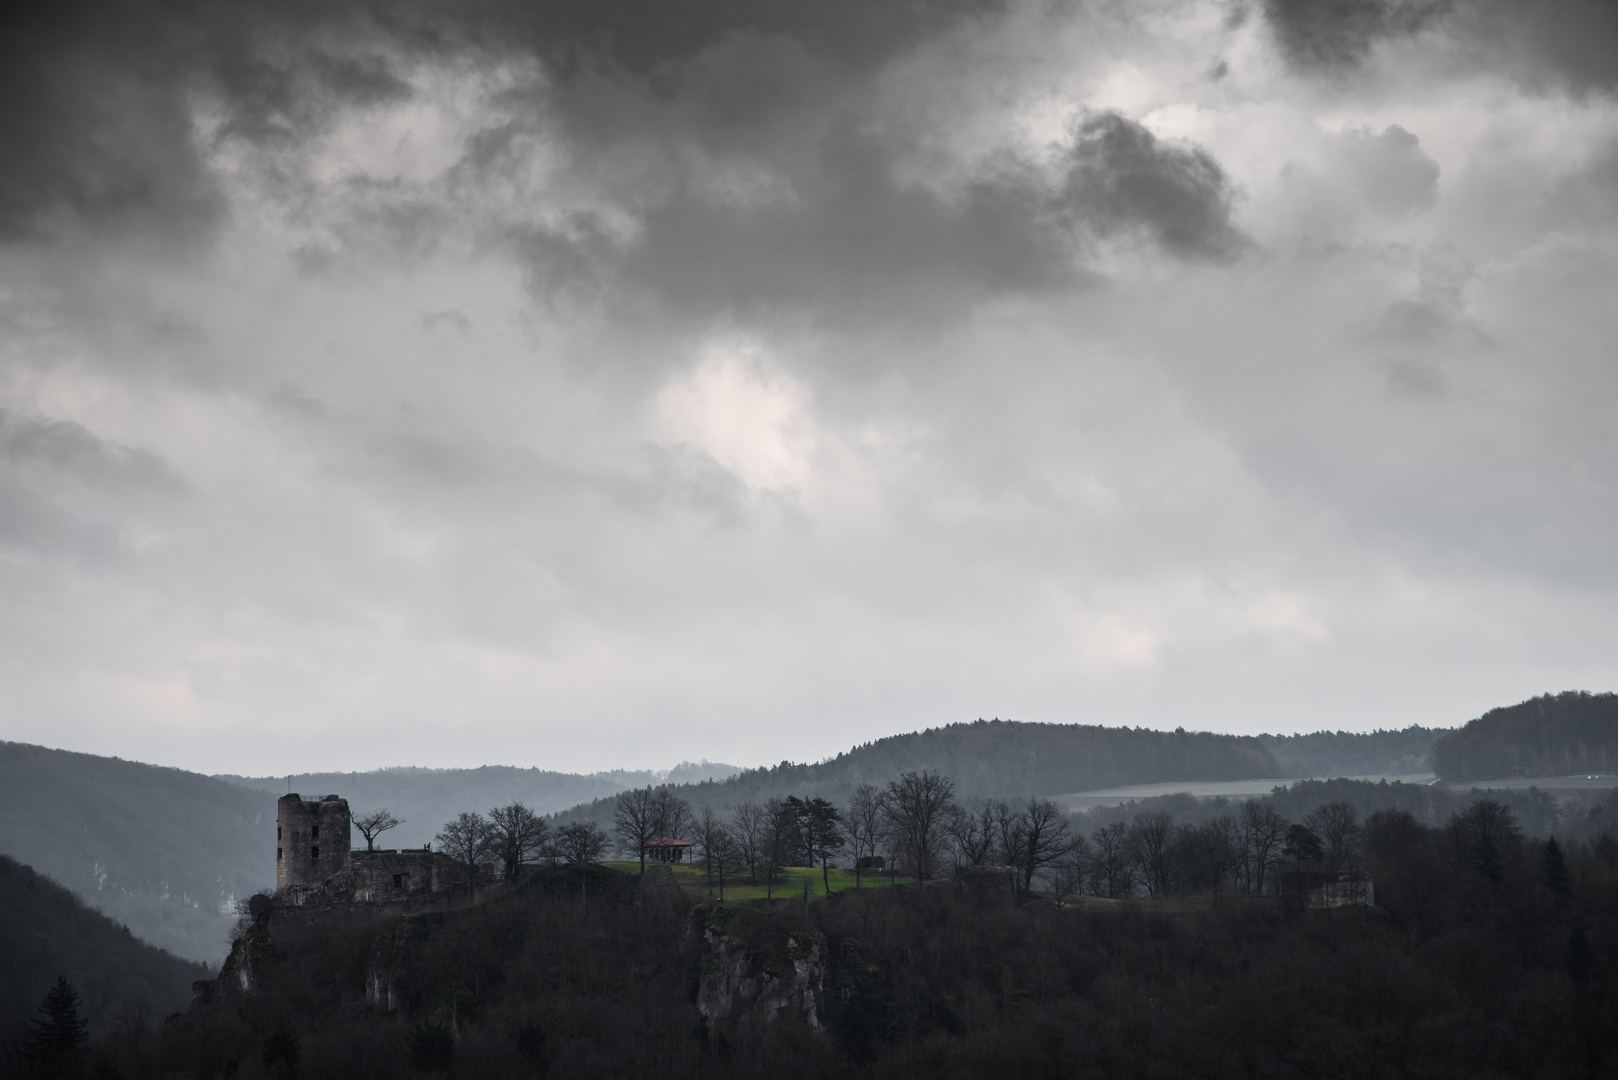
left=276, top=793, right=464, bottom=907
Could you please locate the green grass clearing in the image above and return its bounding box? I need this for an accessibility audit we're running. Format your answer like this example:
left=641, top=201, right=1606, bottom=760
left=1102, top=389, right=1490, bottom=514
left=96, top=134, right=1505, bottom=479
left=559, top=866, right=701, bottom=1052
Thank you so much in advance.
left=601, top=861, right=915, bottom=901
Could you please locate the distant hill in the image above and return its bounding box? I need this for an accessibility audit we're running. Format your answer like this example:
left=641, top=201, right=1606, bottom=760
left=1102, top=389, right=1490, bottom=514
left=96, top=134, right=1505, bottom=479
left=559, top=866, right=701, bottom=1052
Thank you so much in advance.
left=1259, top=726, right=1442, bottom=778
left=0, top=855, right=208, bottom=1044
left=0, top=746, right=743, bottom=963
left=0, top=743, right=273, bottom=964
left=1433, top=691, right=1618, bottom=782
left=218, top=760, right=743, bottom=849
left=554, top=719, right=1283, bottom=826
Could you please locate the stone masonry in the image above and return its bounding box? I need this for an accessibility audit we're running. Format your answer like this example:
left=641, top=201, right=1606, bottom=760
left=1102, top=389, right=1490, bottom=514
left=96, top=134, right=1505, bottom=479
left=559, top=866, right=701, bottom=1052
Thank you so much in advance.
left=277, top=793, right=351, bottom=890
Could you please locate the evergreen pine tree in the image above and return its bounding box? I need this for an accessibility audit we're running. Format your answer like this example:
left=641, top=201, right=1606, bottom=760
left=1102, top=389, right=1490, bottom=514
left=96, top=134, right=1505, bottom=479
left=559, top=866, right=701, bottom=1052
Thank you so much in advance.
left=1542, top=836, right=1570, bottom=899
left=26, top=976, right=89, bottom=1079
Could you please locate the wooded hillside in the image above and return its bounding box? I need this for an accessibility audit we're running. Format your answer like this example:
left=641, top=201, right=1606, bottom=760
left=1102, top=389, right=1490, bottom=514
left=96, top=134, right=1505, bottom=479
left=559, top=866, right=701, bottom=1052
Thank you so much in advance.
left=1433, top=691, right=1618, bottom=782
left=0, top=743, right=272, bottom=964
left=0, top=856, right=207, bottom=1046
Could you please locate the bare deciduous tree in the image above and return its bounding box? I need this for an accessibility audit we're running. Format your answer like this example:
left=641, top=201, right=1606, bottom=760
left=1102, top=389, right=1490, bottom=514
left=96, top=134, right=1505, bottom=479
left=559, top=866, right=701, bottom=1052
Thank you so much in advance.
left=707, top=825, right=741, bottom=901
left=555, top=820, right=609, bottom=865
left=1239, top=801, right=1288, bottom=895
left=947, top=802, right=997, bottom=869
left=434, top=812, right=493, bottom=887
left=1046, top=833, right=1091, bottom=903
left=1090, top=821, right=1135, bottom=898
left=1305, top=801, right=1362, bottom=872
left=762, top=798, right=798, bottom=898
left=881, top=770, right=957, bottom=882
left=488, top=802, right=549, bottom=882
left=730, top=802, right=766, bottom=885
left=613, top=787, right=659, bottom=874
left=843, top=785, right=884, bottom=888
left=692, top=805, right=727, bottom=894
left=1194, top=815, right=1244, bottom=900
left=650, top=787, right=692, bottom=844
left=1128, top=811, right=1175, bottom=897
left=353, top=808, right=402, bottom=852
left=1013, top=799, right=1075, bottom=895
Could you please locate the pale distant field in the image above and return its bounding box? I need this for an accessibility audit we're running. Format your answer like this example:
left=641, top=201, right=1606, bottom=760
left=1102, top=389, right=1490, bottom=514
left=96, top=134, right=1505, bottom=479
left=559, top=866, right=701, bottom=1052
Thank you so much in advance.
left=1448, top=774, right=1618, bottom=792
left=1051, top=772, right=1617, bottom=811
left=1050, top=774, right=1438, bottom=811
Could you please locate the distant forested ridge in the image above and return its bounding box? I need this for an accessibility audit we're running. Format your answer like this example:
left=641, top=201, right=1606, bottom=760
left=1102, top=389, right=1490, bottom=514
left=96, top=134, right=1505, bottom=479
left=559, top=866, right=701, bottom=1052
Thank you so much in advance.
left=0, top=743, right=273, bottom=964
left=0, top=856, right=207, bottom=1044
left=219, top=761, right=743, bottom=849
left=558, top=720, right=1281, bottom=826
left=1259, top=726, right=1442, bottom=779
left=1433, top=691, right=1618, bottom=782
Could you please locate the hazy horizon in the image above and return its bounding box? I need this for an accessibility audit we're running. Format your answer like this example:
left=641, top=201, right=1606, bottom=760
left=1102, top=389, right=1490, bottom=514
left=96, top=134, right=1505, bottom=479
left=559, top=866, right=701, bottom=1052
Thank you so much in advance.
left=3, top=0, right=1617, bottom=775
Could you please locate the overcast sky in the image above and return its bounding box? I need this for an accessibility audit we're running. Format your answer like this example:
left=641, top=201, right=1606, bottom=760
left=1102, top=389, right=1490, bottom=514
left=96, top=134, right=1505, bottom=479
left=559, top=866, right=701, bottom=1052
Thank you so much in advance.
left=2, top=0, right=1617, bottom=776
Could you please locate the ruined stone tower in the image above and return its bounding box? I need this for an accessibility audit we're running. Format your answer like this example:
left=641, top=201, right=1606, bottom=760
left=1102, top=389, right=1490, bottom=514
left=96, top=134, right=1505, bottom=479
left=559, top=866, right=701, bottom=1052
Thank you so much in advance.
left=277, top=793, right=351, bottom=890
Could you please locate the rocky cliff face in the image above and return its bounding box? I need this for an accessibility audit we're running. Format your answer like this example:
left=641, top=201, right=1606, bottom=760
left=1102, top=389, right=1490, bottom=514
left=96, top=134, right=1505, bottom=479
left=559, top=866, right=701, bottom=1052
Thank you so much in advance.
left=692, top=907, right=826, bottom=1031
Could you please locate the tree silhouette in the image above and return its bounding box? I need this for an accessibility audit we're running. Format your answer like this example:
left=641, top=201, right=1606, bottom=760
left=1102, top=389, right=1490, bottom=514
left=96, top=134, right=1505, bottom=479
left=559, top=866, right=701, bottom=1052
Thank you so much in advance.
left=487, top=803, right=548, bottom=882
left=353, top=808, right=402, bottom=852
left=554, top=821, right=609, bottom=865
left=26, top=976, right=88, bottom=1080
left=881, top=771, right=957, bottom=882
left=435, top=812, right=493, bottom=887
left=613, top=788, right=658, bottom=874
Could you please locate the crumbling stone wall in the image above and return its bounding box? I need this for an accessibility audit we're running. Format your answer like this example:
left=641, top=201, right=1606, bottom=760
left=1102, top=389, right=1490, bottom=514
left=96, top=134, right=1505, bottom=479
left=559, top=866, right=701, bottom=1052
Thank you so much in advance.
left=280, top=850, right=465, bottom=906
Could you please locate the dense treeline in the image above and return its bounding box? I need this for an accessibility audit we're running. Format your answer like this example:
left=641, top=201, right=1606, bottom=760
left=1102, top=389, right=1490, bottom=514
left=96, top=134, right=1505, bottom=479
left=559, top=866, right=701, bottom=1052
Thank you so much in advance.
left=1259, top=725, right=1440, bottom=778
left=50, top=785, right=1618, bottom=1079
left=0, top=856, right=207, bottom=1055
left=553, top=720, right=1285, bottom=832
left=1434, top=691, right=1618, bottom=782
left=684, top=719, right=1281, bottom=801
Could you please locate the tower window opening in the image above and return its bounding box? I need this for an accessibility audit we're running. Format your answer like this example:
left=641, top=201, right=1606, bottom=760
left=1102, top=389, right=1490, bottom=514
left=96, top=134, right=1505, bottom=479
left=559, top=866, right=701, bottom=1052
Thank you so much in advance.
left=393, top=874, right=403, bottom=888
left=311, top=825, right=320, bottom=840
left=277, top=847, right=283, bottom=861
left=312, top=846, right=320, bottom=859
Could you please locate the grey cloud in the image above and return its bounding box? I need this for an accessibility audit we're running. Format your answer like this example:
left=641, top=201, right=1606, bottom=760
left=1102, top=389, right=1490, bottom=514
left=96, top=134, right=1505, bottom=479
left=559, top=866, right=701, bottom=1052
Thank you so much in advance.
left=0, top=412, right=187, bottom=494
left=1334, top=125, right=1439, bottom=217
left=1056, top=114, right=1247, bottom=262
left=422, top=310, right=472, bottom=335
left=0, top=412, right=187, bottom=564
left=1383, top=357, right=1447, bottom=397
left=1261, top=0, right=1448, bottom=71
left=506, top=113, right=1243, bottom=326
left=1264, top=0, right=1618, bottom=92
left=0, top=4, right=221, bottom=241
left=0, top=0, right=1001, bottom=245
left=1472, top=0, right=1618, bottom=94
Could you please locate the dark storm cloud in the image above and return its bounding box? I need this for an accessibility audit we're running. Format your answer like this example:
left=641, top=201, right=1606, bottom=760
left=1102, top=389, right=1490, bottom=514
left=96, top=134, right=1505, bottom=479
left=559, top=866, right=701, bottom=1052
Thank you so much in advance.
left=1263, top=0, right=1618, bottom=91
left=507, top=114, right=1245, bottom=322
left=0, top=2, right=219, bottom=240
left=1261, top=0, right=1448, bottom=70
left=1056, top=114, right=1247, bottom=262
left=0, top=0, right=1001, bottom=242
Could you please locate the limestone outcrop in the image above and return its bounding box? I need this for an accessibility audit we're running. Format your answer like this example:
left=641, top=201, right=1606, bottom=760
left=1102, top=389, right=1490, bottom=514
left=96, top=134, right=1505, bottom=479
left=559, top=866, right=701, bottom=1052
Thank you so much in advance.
left=692, top=906, right=826, bottom=1031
